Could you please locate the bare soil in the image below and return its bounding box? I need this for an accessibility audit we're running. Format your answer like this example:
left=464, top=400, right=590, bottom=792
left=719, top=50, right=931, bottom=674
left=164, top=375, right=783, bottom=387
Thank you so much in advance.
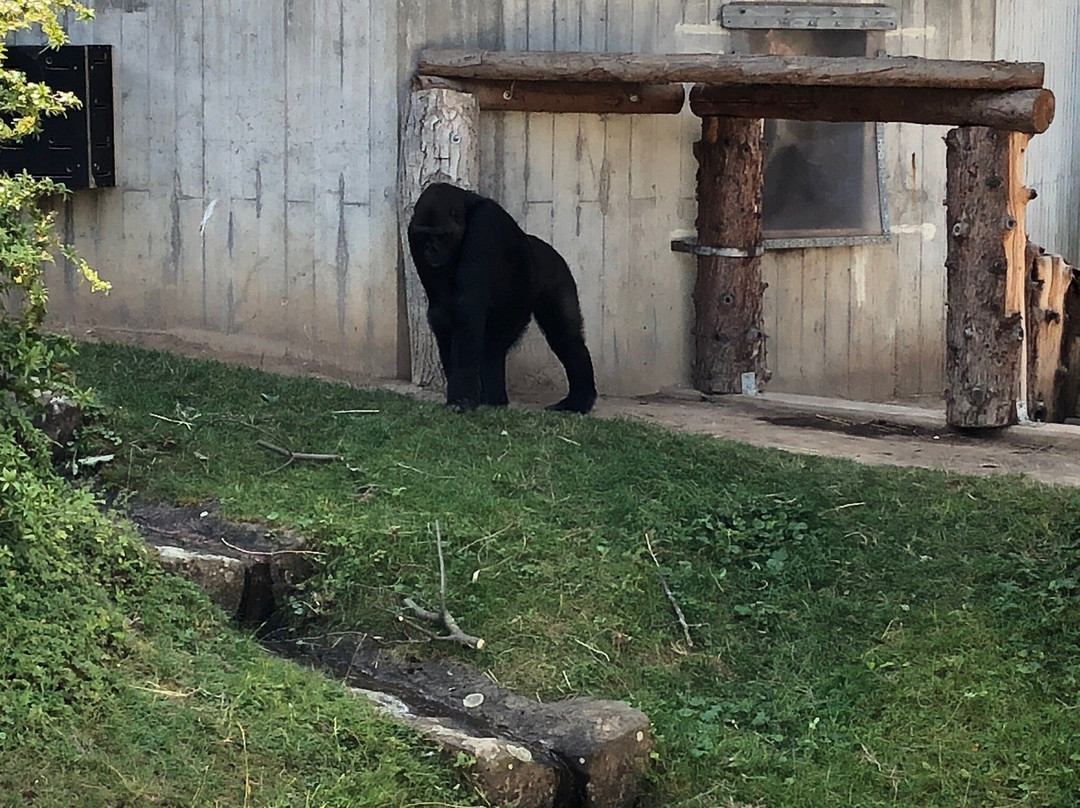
left=596, top=392, right=1080, bottom=488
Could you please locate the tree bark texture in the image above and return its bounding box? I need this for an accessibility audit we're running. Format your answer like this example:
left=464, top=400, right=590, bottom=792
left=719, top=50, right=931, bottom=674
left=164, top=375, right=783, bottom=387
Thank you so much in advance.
left=1027, top=254, right=1074, bottom=421
left=420, top=49, right=1044, bottom=91
left=689, top=85, right=1054, bottom=134
left=691, top=116, right=766, bottom=395
left=413, top=75, right=685, bottom=114
left=399, top=88, right=480, bottom=390
left=1058, top=274, right=1080, bottom=421
left=944, top=127, right=1030, bottom=428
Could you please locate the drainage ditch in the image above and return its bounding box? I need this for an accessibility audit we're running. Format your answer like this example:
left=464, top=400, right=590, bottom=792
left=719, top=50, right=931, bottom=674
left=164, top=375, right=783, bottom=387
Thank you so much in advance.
left=130, top=500, right=652, bottom=808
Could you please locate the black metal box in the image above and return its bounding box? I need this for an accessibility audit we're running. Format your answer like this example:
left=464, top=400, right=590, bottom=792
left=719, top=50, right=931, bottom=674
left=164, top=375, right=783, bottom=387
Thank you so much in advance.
left=0, top=44, right=115, bottom=189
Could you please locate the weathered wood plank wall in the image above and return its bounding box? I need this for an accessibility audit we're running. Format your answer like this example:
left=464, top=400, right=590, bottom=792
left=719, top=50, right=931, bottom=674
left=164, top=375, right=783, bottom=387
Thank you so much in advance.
left=31, top=0, right=1080, bottom=403
left=44, top=0, right=402, bottom=379
left=996, top=0, right=1080, bottom=265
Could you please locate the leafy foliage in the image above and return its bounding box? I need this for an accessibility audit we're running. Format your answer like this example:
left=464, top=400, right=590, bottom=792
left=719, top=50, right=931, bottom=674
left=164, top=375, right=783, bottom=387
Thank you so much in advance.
left=0, top=0, right=109, bottom=455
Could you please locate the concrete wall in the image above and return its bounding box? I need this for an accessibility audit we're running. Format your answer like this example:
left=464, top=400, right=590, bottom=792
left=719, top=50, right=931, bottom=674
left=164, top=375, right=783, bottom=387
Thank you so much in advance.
left=35, top=0, right=1080, bottom=402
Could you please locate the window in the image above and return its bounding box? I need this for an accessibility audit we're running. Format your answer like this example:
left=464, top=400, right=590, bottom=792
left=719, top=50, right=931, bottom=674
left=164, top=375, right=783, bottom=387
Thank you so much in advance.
left=722, top=3, right=896, bottom=248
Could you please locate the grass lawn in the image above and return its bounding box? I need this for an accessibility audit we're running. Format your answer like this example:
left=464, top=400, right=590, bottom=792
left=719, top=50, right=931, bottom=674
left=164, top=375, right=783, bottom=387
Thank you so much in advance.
left=60, top=341, right=1080, bottom=807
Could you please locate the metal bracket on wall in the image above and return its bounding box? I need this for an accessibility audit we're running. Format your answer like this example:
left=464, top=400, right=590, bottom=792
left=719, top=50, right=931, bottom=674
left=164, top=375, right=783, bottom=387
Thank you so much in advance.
left=720, top=3, right=898, bottom=31
left=671, top=238, right=765, bottom=258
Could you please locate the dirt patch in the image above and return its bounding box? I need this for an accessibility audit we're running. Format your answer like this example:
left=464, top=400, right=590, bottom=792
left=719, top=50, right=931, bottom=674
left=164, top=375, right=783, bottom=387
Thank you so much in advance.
left=595, top=393, right=1080, bottom=488
left=756, top=414, right=949, bottom=440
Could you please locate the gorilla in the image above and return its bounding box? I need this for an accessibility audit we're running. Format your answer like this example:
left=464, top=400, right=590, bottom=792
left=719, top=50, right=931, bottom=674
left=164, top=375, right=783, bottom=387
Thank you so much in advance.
left=407, top=182, right=597, bottom=414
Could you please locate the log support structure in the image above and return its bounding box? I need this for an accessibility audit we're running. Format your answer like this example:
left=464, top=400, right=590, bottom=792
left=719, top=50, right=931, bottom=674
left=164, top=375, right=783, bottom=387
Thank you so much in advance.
left=413, top=75, right=685, bottom=115
left=419, top=50, right=1045, bottom=90
left=691, top=116, right=767, bottom=394
left=943, top=128, right=1030, bottom=428
left=410, top=50, right=1058, bottom=426
left=689, top=84, right=1054, bottom=135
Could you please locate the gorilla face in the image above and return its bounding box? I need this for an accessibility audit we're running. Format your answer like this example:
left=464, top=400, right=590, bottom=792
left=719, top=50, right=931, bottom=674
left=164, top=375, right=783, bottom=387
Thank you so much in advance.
left=409, top=192, right=466, bottom=269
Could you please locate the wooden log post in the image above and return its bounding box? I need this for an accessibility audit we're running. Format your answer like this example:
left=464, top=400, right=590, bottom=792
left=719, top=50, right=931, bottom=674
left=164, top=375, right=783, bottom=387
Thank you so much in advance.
left=944, top=127, right=1032, bottom=428
left=691, top=116, right=766, bottom=394
left=399, top=87, right=480, bottom=389
left=1027, top=253, right=1074, bottom=421
left=1058, top=268, right=1080, bottom=421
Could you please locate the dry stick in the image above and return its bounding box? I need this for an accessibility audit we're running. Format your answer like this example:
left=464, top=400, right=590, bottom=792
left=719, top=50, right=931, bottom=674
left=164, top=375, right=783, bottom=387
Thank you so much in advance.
left=257, top=439, right=343, bottom=473
left=402, top=520, right=485, bottom=649
left=402, top=598, right=485, bottom=649
left=645, top=531, right=694, bottom=648
left=435, top=519, right=448, bottom=613
left=218, top=538, right=324, bottom=557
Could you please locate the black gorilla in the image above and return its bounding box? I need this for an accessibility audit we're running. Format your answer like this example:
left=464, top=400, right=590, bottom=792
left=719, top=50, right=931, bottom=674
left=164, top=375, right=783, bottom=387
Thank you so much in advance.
left=407, top=183, right=597, bottom=414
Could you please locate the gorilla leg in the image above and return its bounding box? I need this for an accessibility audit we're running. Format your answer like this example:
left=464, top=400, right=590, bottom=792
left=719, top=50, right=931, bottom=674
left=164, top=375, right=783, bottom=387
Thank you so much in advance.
left=445, top=306, right=487, bottom=411
left=533, top=285, right=597, bottom=414
left=479, top=310, right=530, bottom=406
left=427, top=309, right=455, bottom=384
left=479, top=346, right=509, bottom=406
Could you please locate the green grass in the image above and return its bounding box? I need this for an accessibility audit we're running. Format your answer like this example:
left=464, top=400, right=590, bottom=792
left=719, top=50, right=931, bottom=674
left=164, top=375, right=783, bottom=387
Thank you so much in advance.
left=67, top=341, right=1080, bottom=807
left=2, top=580, right=474, bottom=807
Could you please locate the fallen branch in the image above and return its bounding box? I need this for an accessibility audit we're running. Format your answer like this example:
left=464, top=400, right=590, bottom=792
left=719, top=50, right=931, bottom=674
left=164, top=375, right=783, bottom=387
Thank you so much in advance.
left=402, top=521, right=485, bottom=649
left=256, top=440, right=343, bottom=472
left=402, top=598, right=485, bottom=649
left=645, top=530, right=694, bottom=648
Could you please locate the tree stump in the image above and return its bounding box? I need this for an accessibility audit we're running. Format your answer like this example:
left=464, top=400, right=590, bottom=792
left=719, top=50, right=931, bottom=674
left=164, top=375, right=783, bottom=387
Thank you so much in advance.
left=691, top=116, right=766, bottom=394
left=399, top=87, right=480, bottom=389
left=944, top=127, right=1031, bottom=428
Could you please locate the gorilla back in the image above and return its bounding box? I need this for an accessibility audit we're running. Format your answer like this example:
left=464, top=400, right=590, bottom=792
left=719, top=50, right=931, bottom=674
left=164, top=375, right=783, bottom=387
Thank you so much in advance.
left=407, top=182, right=597, bottom=413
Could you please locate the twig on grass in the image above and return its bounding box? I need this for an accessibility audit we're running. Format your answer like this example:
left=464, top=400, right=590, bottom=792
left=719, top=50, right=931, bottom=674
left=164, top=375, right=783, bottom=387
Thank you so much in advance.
left=219, top=538, right=324, bottom=557
left=573, top=637, right=611, bottom=661
left=256, top=439, right=343, bottom=472
left=402, top=521, right=485, bottom=649
left=436, top=519, right=448, bottom=613
left=149, top=412, right=195, bottom=429
left=645, top=530, right=694, bottom=648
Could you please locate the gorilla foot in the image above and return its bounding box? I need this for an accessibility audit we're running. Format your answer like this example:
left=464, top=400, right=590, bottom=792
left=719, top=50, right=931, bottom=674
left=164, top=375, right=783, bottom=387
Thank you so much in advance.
left=545, top=394, right=595, bottom=414
left=447, top=398, right=479, bottom=413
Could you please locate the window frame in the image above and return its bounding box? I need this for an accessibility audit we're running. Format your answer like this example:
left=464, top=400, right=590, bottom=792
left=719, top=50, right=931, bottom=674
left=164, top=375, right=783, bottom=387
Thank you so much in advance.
left=722, top=2, right=895, bottom=250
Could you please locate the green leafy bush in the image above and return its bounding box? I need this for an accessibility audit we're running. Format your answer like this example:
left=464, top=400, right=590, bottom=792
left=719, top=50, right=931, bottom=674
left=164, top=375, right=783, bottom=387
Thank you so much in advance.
left=0, top=0, right=127, bottom=739
left=0, top=0, right=109, bottom=455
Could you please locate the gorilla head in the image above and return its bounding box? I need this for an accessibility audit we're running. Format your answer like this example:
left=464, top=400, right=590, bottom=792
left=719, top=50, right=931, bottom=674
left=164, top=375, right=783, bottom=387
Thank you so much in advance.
left=409, top=190, right=468, bottom=269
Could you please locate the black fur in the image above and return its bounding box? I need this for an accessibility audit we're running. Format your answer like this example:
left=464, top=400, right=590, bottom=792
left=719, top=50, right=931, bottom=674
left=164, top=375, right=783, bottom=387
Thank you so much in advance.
left=408, top=183, right=596, bottom=413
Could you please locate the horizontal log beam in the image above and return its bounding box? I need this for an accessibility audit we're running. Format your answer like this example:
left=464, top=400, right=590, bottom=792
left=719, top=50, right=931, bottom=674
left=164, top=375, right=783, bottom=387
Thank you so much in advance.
left=413, top=76, right=685, bottom=114
left=689, top=85, right=1055, bottom=135
left=419, top=49, right=1045, bottom=91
